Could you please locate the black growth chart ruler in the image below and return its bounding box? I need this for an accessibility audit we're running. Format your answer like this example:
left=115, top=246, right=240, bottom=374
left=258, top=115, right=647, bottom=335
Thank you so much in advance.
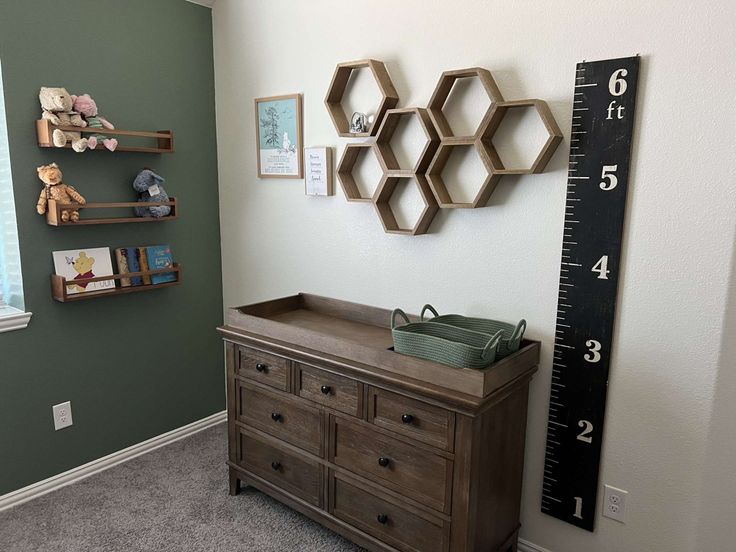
left=541, top=56, right=640, bottom=531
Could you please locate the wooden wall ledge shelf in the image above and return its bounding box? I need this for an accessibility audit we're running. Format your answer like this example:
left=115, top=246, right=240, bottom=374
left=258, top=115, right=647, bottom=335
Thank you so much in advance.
left=46, top=198, right=178, bottom=226
left=36, top=119, right=174, bottom=153
left=51, top=264, right=181, bottom=302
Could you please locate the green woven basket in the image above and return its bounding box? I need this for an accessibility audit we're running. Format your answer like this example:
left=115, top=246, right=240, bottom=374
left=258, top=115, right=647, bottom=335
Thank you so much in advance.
left=391, top=309, right=503, bottom=370
left=420, top=304, right=526, bottom=359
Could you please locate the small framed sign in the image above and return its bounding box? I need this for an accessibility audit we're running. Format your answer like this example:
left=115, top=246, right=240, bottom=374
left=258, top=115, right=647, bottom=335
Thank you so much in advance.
left=255, top=93, right=303, bottom=179
left=304, top=147, right=334, bottom=196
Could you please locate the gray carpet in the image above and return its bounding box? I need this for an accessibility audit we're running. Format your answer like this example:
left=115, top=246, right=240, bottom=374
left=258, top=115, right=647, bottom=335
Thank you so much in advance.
left=0, top=423, right=364, bottom=552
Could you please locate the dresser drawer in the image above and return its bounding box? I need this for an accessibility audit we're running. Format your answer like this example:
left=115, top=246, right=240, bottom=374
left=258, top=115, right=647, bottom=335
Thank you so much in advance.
left=331, top=473, right=449, bottom=552
left=330, top=417, right=452, bottom=513
left=238, top=429, right=322, bottom=507
left=296, top=363, right=362, bottom=417
left=237, top=382, right=322, bottom=456
left=238, top=346, right=289, bottom=391
left=368, top=387, right=455, bottom=451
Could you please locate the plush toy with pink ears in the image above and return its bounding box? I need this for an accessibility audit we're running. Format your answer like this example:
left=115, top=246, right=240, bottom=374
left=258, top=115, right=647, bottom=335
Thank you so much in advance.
left=71, top=94, right=118, bottom=151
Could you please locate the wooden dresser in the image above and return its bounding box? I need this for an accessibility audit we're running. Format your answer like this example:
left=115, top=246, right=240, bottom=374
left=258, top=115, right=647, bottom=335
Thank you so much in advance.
left=218, top=294, right=539, bottom=552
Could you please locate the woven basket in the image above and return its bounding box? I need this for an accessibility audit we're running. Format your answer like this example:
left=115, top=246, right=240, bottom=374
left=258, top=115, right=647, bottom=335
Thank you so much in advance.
left=420, top=304, right=526, bottom=359
left=391, top=309, right=503, bottom=370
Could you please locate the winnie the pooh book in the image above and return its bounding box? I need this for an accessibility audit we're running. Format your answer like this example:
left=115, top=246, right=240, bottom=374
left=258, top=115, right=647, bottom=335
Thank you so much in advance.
left=52, top=248, right=116, bottom=295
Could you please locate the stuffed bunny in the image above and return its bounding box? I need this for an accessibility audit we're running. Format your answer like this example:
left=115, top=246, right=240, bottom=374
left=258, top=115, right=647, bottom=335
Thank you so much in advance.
left=132, top=169, right=171, bottom=217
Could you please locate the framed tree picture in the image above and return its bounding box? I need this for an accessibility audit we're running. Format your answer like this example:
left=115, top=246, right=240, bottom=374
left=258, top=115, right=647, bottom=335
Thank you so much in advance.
left=255, top=93, right=304, bottom=178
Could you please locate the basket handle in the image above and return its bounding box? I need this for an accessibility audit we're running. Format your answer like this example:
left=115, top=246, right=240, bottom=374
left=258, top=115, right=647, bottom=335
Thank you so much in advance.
left=391, top=308, right=411, bottom=329
left=481, top=330, right=504, bottom=360
left=420, top=304, right=440, bottom=321
left=511, top=319, right=527, bottom=342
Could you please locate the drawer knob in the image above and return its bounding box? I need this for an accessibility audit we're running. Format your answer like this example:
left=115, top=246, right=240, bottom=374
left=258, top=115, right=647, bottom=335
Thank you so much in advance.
left=255, top=363, right=268, bottom=373
left=378, top=457, right=390, bottom=468
left=320, top=385, right=332, bottom=395
left=376, top=514, right=389, bottom=525
left=401, top=414, right=414, bottom=424
left=271, top=461, right=281, bottom=471
left=271, top=412, right=282, bottom=422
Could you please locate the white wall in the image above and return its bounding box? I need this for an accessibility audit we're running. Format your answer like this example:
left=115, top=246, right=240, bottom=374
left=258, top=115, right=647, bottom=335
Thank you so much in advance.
left=212, top=1, right=736, bottom=550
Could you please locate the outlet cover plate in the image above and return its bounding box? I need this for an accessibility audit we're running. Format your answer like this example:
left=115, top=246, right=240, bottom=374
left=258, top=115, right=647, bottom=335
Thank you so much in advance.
left=52, top=401, right=73, bottom=431
left=603, top=484, right=628, bottom=523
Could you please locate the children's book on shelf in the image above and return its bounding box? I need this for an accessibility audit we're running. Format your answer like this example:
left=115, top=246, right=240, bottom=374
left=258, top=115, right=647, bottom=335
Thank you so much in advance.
left=123, top=247, right=144, bottom=286
left=137, top=247, right=153, bottom=285
left=114, top=249, right=132, bottom=287
left=114, top=245, right=176, bottom=286
left=52, top=247, right=116, bottom=295
left=146, top=245, right=177, bottom=284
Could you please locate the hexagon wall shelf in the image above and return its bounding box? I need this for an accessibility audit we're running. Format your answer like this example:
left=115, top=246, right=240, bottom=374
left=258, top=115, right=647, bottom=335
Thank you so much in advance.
left=427, top=67, right=504, bottom=141
left=426, top=140, right=501, bottom=209
left=375, top=107, right=440, bottom=175
left=478, top=99, right=563, bottom=174
left=336, top=143, right=383, bottom=202
left=374, top=174, right=439, bottom=235
left=326, top=61, right=563, bottom=231
left=325, top=59, right=400, bottom=138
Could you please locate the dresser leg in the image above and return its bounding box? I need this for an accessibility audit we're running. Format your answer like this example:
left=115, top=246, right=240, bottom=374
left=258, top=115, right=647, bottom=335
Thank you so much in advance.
left=229, top=467, right=242, bottom=496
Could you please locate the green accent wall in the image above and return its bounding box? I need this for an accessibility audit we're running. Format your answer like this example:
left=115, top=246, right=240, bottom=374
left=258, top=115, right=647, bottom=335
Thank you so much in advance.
left=0, top=0, right=223, bottom=495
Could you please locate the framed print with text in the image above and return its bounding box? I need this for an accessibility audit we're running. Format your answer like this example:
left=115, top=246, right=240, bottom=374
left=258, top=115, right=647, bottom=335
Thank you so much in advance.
left=304, top=146, right=334, bottom=196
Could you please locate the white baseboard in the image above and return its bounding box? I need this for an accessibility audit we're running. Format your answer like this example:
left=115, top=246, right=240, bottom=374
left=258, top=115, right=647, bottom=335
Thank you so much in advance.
left=519, top=538, right=554, bottom=552
left=0, top=410, right=226, bottom=512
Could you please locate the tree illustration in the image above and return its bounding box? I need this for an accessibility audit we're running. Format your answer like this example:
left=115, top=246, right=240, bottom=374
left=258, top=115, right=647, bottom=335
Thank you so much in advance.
left=260, top=106, right=280, bottom=148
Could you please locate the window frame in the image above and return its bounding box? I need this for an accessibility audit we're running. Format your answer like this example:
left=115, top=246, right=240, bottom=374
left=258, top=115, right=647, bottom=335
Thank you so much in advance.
left=0, top=59, right=31, bottom=333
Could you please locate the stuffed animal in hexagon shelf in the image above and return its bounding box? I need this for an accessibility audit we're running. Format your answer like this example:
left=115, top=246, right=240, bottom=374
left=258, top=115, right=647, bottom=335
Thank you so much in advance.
left=132, top=169, right=171, bottom=218
left=72, top=93, right=118, bottom=151
left=36, top=163, right=86, bottom=223
left=39, top=87, right=88, bottom=152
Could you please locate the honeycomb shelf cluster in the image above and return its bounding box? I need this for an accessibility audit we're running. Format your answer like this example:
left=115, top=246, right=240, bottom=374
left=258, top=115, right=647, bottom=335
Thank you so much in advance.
left=325, top=60, right=563, bottom=235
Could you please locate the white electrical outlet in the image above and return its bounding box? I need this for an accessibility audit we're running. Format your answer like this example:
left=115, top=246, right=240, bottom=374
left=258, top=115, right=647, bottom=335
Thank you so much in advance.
left=603, top=484, right=628, bottom=523
left=52, top=401, right=73, bottom=431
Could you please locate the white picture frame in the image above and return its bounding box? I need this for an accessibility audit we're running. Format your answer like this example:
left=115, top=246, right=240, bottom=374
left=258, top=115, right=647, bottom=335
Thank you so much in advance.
left=304, top=146, right=334, bottom=196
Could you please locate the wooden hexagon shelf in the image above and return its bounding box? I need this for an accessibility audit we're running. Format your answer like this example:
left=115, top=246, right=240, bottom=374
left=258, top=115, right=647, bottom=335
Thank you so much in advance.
left=373, top=174, right=439, bottom=235
left=478, top=99, right=563, bottom=174
left=336, top=143, right=383, bottom=202
left=325, top=59, right=400, bottom=138
left=427, top=68, right=504, bottom=141
left=374, top=107, right=440, bottom=175
left=426, top=140, right=500, bottom=209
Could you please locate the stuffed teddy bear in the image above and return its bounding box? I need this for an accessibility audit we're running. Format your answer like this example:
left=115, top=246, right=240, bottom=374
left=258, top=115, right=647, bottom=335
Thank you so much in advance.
left=132, top=169, right=171, bottom=217
left=36, top=163, right=86, bottom=223
left=38, top=87, right=88, bottom=152
left=72, top=93, right=118, bottom=151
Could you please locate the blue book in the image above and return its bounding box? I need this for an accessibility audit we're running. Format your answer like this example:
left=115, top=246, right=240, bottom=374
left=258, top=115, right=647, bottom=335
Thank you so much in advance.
left=146, top=245, right=176, bottom=284
left=126, top=247, right=143, bottom=286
